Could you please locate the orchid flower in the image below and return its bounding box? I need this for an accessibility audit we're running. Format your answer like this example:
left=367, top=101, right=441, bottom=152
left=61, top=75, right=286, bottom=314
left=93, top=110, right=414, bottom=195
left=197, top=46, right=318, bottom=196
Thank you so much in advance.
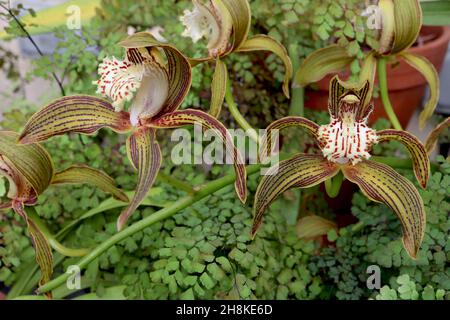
left=180, top=0, right=292, bottom=117
left=295, top=0, right=439, bottom=130
left=253, top=76, right=430, bottom=259
left=0, top=131, right=127, bottom=293
left=18, top=32, right=247, bottom=231
left=425, top=117, right=450, bottom=155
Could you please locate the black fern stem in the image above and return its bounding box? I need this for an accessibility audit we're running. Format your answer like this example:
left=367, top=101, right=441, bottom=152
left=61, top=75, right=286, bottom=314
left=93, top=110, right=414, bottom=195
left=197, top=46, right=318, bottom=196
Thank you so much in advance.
left=0, top=2, right=66, bottom=96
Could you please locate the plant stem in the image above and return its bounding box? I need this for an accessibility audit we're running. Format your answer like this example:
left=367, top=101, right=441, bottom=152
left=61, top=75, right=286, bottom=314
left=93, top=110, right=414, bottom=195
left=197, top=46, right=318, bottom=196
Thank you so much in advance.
left=157, top=171, right=196, bottom=194
left=38, top=164, right=263, bottom=294
left=288, top=44, right=304, bottom=117
left=377, top=58, right=402, bottom=130
left=25, top=207, right=90, bottom=257
left=0, top=3, right=66, bottom=96
left=324, top=172, right=344, bottom=198
left=225, top=75, right=259, bottom=144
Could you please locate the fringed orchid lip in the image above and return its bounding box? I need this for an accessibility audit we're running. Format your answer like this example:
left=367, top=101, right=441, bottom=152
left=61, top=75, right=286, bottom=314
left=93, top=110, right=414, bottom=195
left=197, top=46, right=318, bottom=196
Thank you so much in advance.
left=318, top=94, right=378, bottom=165
left=94, top=49, right=170, bottom=127
left=180, top=0, right=232, bottom=57
left=254, top=76, right=431, bottom=259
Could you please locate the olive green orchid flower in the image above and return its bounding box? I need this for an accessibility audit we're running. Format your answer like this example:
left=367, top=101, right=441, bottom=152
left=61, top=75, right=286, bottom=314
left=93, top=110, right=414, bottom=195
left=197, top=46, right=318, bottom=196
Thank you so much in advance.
left=180, top=0, right=292, bottom=117
left=18, top=32, right=247, bottom=231
left=253, top=76, right=430, bottom=259
left=0, top=131, right=128, bottom=294
left=295, top=0, right=439, bottom=130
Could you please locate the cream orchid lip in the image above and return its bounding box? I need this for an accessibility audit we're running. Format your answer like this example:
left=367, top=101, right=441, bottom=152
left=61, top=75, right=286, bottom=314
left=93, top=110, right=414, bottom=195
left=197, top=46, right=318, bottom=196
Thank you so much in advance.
left=94, top=52, right=169, bottom=127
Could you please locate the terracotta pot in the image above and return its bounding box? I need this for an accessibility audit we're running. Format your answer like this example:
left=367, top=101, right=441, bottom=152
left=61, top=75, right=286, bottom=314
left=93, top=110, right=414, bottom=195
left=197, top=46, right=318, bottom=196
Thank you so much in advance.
left=305, top=26, right=450, bottom=128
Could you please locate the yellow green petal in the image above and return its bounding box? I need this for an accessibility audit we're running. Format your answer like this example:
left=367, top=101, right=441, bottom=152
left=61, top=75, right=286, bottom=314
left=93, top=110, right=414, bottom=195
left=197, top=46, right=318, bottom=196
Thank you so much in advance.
left=294, top=45, right=353, bottom=88
left=425, top=117, right=450, bottom=153
left=222, top=0, right=251, bottom=51
left=252, top=154, right=339, bottom=237
left=401, top=52, right=440, bottom=130
left=342, top=160, right=426, bottom=259
left=236, top=35, right=293, bottom=98
left=377, top=129, right=430, bottom=189
left=209, top=59, right=228, bottom=118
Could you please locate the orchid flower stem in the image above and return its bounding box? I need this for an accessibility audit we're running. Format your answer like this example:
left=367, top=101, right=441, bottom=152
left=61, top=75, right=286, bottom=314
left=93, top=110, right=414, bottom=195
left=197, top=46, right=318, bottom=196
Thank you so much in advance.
left=324, top=172, right=344, bottom=198
left=24, top=207, right=90, bottom=257
left=378, top=58, right=403, bottom=131
left=288, top=44, right=305, bottom=117
left=157, top=171, right=196, bottom=194
left=225, top=75, right=260, bottom=144
left=38, top=164, right=264, bottom=294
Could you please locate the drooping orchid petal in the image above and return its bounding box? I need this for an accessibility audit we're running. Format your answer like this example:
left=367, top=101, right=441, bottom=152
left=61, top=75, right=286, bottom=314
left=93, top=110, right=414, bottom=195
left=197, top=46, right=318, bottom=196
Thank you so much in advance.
left=342, top=160, right=426, bottom=259
left=118, top=127, right=161, bottom=231
left=252, top=154, right=340, bottom=237
left=94, top=49, right=170, bottom=127
left=19, top=96, right=132, bottom=144
left=51, top=165, right=129, bottom=203
left=148, top=109, right=247, bottom=203
left=119, top=33, right=193, bottom=117
left=377, top=129, right=430, bottom=188
left=180, top=0, right=233, bottom=57
left=259, top=116, right=320, bottom=162
left=425, top=117, right=450, bottom=154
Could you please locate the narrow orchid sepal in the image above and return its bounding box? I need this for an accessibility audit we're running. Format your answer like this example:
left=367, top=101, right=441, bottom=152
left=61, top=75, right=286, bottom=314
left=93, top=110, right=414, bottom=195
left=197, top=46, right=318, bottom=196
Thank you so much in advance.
left=236, top=35, right=293, bottom=98
left=148, top=109, right=247, bottom=203
left=18, top=96, right=132, bottom=145
left=117, top=128, right=162, bottom=231
left=259, top=116, right=320, bottom=162
left=425, top=117, right=450, bottom=153
left=377, top=129, right=430, bottom=188
left=342, top=160, right=426, bottom=259
left=51, top=165, right=129, bottom=203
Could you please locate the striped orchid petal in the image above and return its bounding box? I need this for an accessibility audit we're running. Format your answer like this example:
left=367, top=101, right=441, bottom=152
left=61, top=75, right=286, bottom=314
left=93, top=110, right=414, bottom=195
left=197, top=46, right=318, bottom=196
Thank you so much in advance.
left=51, top=165, right=129, bottom=203
left=377, top=129, right=430, bottom=188
left=236, top=35, right=293, bottom=98
left=19, top=96, right=132, bottom=144
left=259, top=116, right=320, bottom=162
left=342, top=161, right=425, bottom=259
left=209, top=58, right=228, bottom=117
left=13, top=201, right=53, bottom=296
left=117, top=128, right=161, bottom=231
left=119, top=32, right=192, bottom=117
left=294, top=45, right=353, bottom=88
left=149, top=109, right=247, bottom=203
left=252, top=154, right=339, bottom=237
left=401, top=52, right=440, bottom=130
left=0, top=131, right=53, bottom=196
left=222, top=0, right=251, bottom=51
left=180, top=0, right=233, bottom=57
left=425, top=117, right=450, bottom=153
